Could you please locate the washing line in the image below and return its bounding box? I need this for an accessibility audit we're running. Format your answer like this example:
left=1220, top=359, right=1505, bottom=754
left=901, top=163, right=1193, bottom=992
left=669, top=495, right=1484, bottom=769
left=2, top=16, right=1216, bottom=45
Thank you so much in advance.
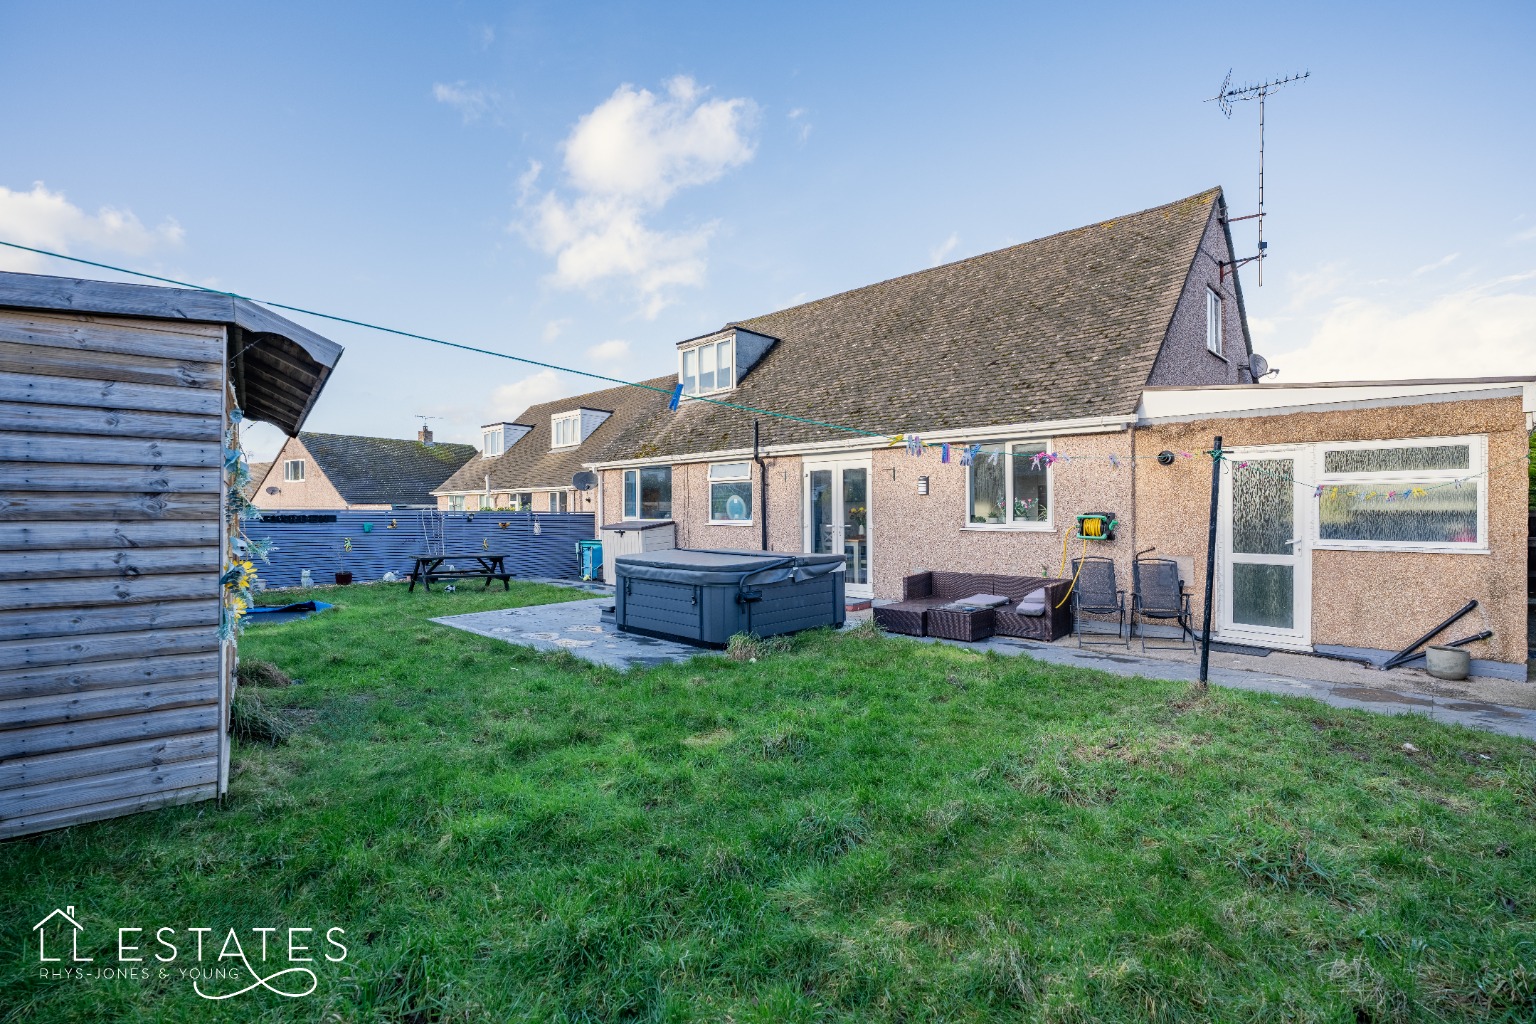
left=1, top=238, right=1527, bottom=500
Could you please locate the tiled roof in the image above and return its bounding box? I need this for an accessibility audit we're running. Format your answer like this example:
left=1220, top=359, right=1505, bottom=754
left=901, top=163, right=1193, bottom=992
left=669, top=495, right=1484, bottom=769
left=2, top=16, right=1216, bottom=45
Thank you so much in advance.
left=435, top=376, right=675, bottom=493
left=598, top=188, right=1224, bottom=461
left=243, top=462, right=272, bottom=500
left=298, top=433, right=477, bottom=506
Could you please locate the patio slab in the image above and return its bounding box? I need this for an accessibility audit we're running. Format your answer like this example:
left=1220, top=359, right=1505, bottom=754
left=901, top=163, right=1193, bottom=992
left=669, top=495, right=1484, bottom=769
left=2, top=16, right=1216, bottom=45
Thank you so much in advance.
left=434, top=591, right=1536, bottom=740
left=433, top=597, right=701, bottom=670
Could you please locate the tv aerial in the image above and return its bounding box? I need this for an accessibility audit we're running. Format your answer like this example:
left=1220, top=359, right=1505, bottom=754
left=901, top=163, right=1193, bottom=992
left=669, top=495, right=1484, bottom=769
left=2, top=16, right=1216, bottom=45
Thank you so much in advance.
left=1207, top=69, right=1310, bottom=286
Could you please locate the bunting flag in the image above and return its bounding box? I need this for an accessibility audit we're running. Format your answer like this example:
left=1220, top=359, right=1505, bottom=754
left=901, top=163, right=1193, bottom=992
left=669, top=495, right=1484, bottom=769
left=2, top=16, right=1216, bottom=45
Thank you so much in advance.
left=906, top=434, right=923, bottom=457
left=940, top=443, right=951, bottom=463
left=668, top=383, right=683, bottom=411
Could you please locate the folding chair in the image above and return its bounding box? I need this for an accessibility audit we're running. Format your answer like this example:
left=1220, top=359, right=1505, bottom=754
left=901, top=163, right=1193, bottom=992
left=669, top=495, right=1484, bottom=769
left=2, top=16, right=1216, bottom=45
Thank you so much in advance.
left=1070, top=556, right=1126, bottom=647
left=1132, top=558, right=1195, bottom=651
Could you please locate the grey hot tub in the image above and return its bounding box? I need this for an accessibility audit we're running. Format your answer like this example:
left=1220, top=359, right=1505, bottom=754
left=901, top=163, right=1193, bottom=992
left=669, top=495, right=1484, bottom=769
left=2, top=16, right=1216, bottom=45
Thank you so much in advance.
left=614, top=548, right=846, bottom=647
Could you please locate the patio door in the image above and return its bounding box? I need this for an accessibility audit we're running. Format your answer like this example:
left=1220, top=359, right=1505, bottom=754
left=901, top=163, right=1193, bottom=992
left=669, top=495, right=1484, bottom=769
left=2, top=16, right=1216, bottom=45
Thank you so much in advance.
left=1218, top=446, right=1311, bottom=650
left=804, top=457, right=871, bottom=600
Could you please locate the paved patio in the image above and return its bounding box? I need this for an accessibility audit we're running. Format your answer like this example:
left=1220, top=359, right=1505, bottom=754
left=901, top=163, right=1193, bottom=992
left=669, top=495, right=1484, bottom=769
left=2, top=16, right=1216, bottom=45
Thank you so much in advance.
left=434, top=590, right=1536, bottom=740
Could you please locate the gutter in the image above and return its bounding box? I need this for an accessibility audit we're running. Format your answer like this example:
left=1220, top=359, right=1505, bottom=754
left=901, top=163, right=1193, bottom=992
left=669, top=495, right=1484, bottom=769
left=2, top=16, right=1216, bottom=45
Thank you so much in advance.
left=583, top=413, right=1137, bottom=471
left=753, top=419, right=768, bottom=551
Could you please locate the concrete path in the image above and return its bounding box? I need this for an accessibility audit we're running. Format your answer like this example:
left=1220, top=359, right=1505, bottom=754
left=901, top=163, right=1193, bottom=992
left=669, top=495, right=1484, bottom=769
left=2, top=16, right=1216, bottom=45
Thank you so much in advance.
left=435, top=592, right=1536, bottom=741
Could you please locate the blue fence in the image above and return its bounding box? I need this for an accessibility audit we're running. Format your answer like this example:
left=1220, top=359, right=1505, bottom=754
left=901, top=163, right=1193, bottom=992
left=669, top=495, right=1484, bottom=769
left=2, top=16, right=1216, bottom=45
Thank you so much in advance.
left=243, top=510, right=596, bottom=588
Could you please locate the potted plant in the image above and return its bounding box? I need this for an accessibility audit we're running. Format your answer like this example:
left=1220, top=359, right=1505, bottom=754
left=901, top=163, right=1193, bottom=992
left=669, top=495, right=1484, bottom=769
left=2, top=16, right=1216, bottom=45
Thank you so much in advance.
left=335, top=537, right=353, bottom=586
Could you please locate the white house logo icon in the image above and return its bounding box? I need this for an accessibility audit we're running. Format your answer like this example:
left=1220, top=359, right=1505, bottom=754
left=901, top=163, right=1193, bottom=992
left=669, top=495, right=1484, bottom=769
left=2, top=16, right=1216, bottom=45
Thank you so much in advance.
left=34, top=906, right=92, bottom=963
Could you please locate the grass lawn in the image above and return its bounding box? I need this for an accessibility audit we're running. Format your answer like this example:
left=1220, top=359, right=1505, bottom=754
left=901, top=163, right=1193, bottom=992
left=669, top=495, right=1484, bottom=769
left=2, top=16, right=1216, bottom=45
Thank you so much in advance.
left=4, top=581, right=1535, bottom=1023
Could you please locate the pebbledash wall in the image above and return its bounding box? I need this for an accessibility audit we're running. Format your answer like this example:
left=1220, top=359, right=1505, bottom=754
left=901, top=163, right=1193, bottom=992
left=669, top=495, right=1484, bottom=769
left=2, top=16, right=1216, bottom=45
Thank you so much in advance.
left=1135, top=395, right=1529, bottom=666
left=599, top=457, right=806, bottom=552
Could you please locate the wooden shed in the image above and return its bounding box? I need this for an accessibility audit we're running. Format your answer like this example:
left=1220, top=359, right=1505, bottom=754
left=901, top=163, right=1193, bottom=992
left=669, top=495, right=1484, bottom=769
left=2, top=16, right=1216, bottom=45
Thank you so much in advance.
left=0, top=271, right=342, bottom=839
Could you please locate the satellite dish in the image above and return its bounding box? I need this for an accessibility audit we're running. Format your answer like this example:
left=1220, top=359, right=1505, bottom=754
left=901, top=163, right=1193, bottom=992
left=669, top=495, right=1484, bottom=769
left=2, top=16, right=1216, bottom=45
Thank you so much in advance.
left=265, top=486, right=280, bottom=494
left=572, top=471, right=598, bottom=492
left=1247, top=353, right=1270, bottom=380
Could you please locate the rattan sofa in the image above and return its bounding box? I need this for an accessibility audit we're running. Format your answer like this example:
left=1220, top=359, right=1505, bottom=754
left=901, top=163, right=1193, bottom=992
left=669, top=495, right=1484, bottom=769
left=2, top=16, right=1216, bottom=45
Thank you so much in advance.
left=872, top=571, right=1074, bottom=641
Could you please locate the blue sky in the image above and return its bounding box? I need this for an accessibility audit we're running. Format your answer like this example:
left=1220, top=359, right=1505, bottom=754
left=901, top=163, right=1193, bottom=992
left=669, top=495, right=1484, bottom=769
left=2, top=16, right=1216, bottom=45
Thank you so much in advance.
left=2, top=1, right=1532, bottom=460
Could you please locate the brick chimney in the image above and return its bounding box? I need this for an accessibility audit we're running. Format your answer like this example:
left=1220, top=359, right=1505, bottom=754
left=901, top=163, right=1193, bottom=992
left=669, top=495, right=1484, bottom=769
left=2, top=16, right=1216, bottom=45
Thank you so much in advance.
left=418, top=425, right=434, bottom=444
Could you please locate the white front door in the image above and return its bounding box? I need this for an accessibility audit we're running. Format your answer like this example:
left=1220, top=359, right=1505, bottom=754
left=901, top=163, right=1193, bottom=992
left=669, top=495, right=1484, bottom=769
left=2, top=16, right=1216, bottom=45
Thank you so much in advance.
left=1218, top=446, right=1311, bottom=649
left=804, top=457, right=872, bottom=600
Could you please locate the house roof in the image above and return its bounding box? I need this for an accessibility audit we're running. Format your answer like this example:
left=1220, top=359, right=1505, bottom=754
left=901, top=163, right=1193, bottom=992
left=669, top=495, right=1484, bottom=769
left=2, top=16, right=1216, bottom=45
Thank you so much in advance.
left=243, top=462, right=273, bottom=499
left=297, top=432, right=477, bottom=506
left=0, top=270, right=342, bottom=436
left=596, top=188, right=1226, bottom=462
left=436, top=376, right=675, bottom=493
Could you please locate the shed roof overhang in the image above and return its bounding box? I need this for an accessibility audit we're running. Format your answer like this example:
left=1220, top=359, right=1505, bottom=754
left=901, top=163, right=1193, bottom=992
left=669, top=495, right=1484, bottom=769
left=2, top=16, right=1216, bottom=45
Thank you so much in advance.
left=0, top=271, right=343, bottom=436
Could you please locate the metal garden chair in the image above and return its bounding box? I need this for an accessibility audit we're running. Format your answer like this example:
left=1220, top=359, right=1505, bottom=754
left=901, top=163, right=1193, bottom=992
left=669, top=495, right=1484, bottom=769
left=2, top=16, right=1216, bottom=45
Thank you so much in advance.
left=1070, top=556, right=1126, bottom=647
left=1132, top=558, right=1195, bottom=651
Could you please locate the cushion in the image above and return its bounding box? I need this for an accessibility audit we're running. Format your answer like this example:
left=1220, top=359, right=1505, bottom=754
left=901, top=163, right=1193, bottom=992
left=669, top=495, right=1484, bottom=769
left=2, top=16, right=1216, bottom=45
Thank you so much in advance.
left=1012, top=588, right=1049, bottom=617
left=954, top=593, right=1009, bottom=609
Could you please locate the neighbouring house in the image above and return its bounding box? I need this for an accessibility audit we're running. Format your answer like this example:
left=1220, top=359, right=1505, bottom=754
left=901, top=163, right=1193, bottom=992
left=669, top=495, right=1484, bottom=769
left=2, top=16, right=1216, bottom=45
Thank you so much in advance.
left=251, top=426, right=475, bottom=510
left=0, top=270, right=342, bottom=839
left=584, top=189, right=1533, bottom=673
left=242, top=461, right=272, bottom=500
left=432, top=376, right=673, bottom=514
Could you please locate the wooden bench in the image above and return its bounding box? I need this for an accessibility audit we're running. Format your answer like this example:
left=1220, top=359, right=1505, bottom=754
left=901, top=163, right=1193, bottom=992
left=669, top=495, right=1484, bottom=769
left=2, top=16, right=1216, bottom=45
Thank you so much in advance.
left=407, top=553, right=511, bottom=592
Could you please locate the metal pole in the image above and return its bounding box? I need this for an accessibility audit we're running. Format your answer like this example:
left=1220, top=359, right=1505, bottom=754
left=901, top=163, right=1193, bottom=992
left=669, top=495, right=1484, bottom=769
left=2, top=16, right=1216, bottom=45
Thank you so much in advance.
left=1257, top=93, right=1265, bottom=286
left=1199, top=435, right=1223, bottom=687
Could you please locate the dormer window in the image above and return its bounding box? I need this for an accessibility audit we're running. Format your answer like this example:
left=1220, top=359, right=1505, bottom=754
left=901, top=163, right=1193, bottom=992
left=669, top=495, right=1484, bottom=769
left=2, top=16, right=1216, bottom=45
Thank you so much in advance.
left=481, top=422, right=532, bottom=459
left=551, top=412, right=582, bottom=448
left=680, top=336, right=734, bottom=397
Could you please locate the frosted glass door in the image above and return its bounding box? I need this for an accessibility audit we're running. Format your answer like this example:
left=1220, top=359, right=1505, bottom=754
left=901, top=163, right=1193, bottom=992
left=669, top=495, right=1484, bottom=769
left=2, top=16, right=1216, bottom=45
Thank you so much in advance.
left=1220, top=451, right=1309, bottom=647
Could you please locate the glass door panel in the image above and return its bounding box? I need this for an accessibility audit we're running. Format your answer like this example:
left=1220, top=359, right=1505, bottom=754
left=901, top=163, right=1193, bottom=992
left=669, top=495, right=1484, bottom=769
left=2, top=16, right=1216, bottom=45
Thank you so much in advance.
left=809, top=470, right=834, bottom=556
left=1220, top=451, right=1309, bottom=646
left=841, top=467, right=868, bottom=586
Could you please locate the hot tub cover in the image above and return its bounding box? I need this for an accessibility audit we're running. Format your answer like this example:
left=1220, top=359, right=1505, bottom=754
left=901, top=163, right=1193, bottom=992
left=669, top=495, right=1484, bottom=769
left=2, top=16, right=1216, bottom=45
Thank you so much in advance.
left=615, top=548, right=845, bottom=586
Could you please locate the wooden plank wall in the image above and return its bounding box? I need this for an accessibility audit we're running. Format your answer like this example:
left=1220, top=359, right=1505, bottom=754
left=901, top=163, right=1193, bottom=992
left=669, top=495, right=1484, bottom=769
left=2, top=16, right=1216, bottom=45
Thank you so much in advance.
left=0, top=309, right=227, bottom=839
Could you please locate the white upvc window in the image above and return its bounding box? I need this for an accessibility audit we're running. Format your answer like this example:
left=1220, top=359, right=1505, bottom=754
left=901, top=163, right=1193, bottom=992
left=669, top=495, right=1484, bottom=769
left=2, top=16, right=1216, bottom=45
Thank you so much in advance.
left=1313, top=435, right=1486, bottom=552
left=680, top=336, right=734, bottom=397
left=551, top=412, right=581, bottom=448
left=550, top=491, right=568, bottom=513
left=1206, top=287, right=1223, bottom=356
left=622, top=467, right=673, bottom=520
left=479, top=493, right=494, bottom=510
left=482, top=428, right=503, bottom=458
left=965, top=440, right=1052, bottom=530
left=448, top=494, right=466, bottom=512
left=708, top=462, right=753, bottom=524
left=283, top=459, right=305, bottom=482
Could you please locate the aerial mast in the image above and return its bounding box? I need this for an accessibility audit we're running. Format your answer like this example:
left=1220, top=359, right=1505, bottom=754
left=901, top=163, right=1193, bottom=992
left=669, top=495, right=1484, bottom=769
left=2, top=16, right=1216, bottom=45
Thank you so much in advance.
left=1207, top=69, right=1310, bottom=285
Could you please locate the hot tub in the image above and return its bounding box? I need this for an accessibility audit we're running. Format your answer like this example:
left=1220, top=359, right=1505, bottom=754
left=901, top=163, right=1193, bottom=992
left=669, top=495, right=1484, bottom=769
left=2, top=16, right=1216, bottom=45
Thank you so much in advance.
left=614, top=548, right=846, bottom=647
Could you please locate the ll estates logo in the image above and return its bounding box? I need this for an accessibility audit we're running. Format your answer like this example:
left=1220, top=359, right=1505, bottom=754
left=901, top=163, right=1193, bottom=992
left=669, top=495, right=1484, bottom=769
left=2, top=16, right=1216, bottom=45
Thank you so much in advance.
left=32, top=904, right=348, bottom=1001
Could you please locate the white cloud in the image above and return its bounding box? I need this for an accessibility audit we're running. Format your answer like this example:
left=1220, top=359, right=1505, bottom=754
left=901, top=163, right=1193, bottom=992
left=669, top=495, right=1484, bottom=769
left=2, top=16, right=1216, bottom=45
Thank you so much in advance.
left=929, top=232, right=960, bottom=266
left=433, top=81, right=498, bottom=123
left=542, top=317, right=572, bottom=342
left=0, top=182, right=183, bottom=272
left=1268, top=283, right=1536, bottom=382
left=479, top=24, right=495, bottom=47
left=787, top=107, right=812, bottom=145
left=1412, top=252, right=1459, bottom=276
left=486, top=370, right=565, bottom=419
left=517, top=75, right=758, bottom=318
left=586, top=339, right=630, bottom=363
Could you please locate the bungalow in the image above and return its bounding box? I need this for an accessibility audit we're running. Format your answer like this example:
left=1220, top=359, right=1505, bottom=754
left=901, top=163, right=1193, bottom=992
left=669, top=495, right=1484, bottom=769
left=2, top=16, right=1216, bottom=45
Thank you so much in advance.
left=432, top=376, right=672, bottom=514
left=251, top=427, right=476, bottom=510
left=586, top=189, right=1532, bottom=672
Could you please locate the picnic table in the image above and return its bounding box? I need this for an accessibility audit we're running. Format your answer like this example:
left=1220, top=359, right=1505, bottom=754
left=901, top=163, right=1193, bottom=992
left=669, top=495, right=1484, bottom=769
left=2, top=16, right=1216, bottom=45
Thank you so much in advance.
left=407, top=553, right=512, bottom=592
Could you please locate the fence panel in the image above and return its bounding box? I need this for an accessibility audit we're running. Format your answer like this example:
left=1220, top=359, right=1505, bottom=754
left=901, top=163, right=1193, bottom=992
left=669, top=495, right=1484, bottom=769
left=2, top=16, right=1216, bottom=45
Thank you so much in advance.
left=244, top=510, right=595, bottom=588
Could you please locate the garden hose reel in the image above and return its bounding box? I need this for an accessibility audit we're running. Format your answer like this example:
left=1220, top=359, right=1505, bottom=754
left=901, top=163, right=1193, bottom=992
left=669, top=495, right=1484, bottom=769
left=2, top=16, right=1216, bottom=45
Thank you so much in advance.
left=1075, top=512, right=1118, bottom=541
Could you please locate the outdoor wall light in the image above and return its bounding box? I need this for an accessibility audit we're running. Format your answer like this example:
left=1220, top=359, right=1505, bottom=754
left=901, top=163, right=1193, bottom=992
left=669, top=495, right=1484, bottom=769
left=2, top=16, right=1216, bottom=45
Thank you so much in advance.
left=918, top=475, right=930, bottom=495
left=1157, top=450, right=1176, bottom=466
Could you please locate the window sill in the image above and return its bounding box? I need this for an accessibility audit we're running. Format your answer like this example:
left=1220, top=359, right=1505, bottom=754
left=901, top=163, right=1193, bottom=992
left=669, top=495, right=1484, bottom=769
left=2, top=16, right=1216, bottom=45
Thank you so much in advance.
left=1312, top=542, right=1488, bottom=555
left=707, top=519, right=754, bottom=527
left=961, top=523, right=1055, bottom=533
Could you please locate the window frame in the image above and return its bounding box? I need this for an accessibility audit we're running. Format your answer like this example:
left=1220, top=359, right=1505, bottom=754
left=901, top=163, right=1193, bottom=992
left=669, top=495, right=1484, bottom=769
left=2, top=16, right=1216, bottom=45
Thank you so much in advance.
left=622, top=466, right=673, bottom=520
left=482, top=428, right=503, bottom=459
left=707, top=461, right=754, bottom=526
left=447, top=494, right=466, bottom=512
left=678, top=336, right=735, bottom=398
left=283, top=459, right=305, bottom=482
left=551, top=412, right=582, bottom=449
left=1311, top=435, right=1487, bottom=554
left=963, top=439, right=1053, bottom=532
left=1206, top=287, right=1224, bottom=357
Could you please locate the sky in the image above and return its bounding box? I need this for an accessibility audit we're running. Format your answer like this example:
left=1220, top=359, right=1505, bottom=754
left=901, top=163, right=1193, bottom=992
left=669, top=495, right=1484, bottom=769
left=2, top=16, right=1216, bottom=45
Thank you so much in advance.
left=2, top=1, right=1533, bottom=461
